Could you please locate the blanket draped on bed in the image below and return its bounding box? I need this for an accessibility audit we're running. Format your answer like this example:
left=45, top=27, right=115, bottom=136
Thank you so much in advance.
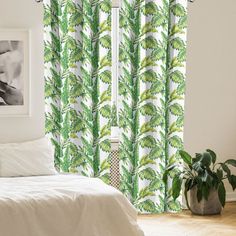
left=118, top=0, right=187, bottom=213
left=44, top=0, right=112, bottom=183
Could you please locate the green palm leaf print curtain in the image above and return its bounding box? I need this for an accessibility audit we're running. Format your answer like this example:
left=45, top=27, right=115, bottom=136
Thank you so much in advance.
left=44, top=0, right=112, bottom=183
left=119, top=0, right=187, bottom=213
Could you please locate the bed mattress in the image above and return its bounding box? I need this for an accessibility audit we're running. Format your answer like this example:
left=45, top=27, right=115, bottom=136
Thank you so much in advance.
left=0, top=174, right=144, bottom=236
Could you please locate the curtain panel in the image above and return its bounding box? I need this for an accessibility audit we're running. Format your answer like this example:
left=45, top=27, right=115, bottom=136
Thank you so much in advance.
left=119, top=0, right=187, bottom=213
left=43, top=0, right=187, bottom=214
left=44, top=0, right=112, bottom=183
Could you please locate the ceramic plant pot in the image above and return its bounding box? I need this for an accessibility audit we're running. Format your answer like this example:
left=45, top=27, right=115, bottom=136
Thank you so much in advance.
left=189, top=186, right=222, bottom=215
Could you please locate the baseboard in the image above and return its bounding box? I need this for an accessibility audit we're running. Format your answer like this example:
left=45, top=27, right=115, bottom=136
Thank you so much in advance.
left=226, top=192, right=236, bottom=202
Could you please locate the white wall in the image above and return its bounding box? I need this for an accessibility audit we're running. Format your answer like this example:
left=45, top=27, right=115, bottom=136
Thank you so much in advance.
left=186, top=0, right=236, bottom=201
left=0, top=0, right=44, bottom=143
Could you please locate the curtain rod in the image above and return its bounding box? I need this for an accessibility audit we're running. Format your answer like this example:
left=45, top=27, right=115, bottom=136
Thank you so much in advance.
left=35, top=0, right=195, bottom=3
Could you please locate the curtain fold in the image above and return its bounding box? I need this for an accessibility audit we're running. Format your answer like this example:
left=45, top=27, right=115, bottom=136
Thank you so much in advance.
left=44, top=0, right=112, bottom=183
left=119, top=0, right=187, bottom=213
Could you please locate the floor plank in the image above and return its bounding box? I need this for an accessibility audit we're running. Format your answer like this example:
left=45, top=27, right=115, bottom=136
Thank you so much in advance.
left=138, top=202, right=236, bottom=236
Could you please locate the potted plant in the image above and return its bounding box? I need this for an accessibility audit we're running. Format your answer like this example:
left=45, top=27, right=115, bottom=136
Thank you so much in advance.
left=164, top=149, right=236, bottom=215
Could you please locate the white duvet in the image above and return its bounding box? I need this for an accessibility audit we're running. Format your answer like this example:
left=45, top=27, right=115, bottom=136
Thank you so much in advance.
left=0, top=174, right=144, bottom=236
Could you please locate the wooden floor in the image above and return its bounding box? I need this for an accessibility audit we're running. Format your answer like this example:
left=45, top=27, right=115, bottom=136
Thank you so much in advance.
left=138, top=202, right=236, bottom=236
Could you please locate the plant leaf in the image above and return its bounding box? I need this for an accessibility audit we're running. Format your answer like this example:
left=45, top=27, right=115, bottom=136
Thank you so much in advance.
left=179, top=150, right=192, bottom=165
left=100, top=105, right=111, bottom=118
left=100, top=139, right=111, bottom=152
left=201, top=152, right=212, bottom=167
left=99, top=35, right=111, bottom=49
left=228, top=175, right=236, bottom=191
left=202, top=184, right=210, bottom=201
left=221, top=163, right=231, bottom=176
left=206, top=149, right=217, bottom=164
left=225, top=159, right=236, bottom=167
left=100, top=0, right=111, bottom=13
left=172, top=175, right=182, bottom=200
left=197, top=187, right=203, bottom=203
left=216, top=169, right=223, bottom=181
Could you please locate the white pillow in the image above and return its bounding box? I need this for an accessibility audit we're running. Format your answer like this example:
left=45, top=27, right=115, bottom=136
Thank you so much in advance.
left=0, top=137, right=57, bottom=177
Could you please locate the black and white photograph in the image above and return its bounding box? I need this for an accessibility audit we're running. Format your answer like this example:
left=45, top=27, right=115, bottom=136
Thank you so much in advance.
left=0, top=40, right=24, bottom=106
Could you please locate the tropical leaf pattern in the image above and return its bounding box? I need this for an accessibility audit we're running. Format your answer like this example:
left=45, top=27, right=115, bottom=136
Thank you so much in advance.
left=119, top=0, right=187, bottom=213
left=44, top=0, right=112, bottom=183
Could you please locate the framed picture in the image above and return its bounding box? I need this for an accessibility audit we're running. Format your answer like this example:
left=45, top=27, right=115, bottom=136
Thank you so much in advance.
left=0, top=29, right=30, bottom=117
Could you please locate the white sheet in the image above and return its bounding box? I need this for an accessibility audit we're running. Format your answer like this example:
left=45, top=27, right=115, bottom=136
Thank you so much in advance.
left=0, top=174, right=144, bottom=236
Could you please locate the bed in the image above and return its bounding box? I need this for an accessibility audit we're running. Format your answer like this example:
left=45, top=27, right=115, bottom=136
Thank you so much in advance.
left=0, top=174, right=144, bottom=236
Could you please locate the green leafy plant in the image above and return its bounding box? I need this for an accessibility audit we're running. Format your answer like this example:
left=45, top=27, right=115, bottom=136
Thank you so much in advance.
left=164, top=149, right=236, bottom=208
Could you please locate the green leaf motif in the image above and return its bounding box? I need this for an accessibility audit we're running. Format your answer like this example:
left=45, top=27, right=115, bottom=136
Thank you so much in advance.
left=100, top=0, right=111, bottom=13
left=44, top=0, right=112, bottom=182
left=99, top=70, right=111, bottom=84
left=141, top=36, right=158, bottom=49
left=140, top=70, right=157, bottom=82
left=228, top=175, right=236, bottom=191
left=139, top=167, right=157, bottom=180
left=100, top=105, right=111, bottom=118
left=100, top=35, right=111, bottom=49
left=118, top=0, right=187, bottom=214
left=151, top=13, right=166, bottom=27
left=138, top=200, right=156, bottom=213
left=149, top=179, right=162, bottom=191
left=178, top=16, right=187, bottom=29
left=140, top=136, right=157, bottom=148
left=169, top=103, right=184, bottom=116
left=140, top=103, right=157, bottom=116
left=171, top=38, right=185, bottom=50
left=170, top=71, right=184, bottom=84
left=171, top=4, right=186, bottom=17
left=169, top=136, right=183, bottom=148
left=142, top=2, right=157, bottom=16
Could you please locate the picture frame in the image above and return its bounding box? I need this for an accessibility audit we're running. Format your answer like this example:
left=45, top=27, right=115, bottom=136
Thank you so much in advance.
left=0, top=29, right=30, bottom=117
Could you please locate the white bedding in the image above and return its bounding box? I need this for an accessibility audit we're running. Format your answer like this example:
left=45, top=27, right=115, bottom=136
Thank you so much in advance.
left=0, top=174, right=144, bottom=236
